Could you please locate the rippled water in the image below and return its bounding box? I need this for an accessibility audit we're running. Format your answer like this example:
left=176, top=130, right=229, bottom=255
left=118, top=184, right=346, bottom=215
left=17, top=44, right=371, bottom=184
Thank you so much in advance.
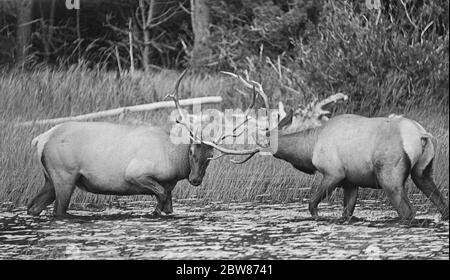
left=0, top=200, right=448, bottom=259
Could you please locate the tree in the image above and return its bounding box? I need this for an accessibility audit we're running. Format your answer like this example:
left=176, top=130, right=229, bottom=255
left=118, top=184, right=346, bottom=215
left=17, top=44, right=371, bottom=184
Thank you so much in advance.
left=16, top=0, right=33, bottom=64
left=106, top=0, right=181, bottom=72
left=190, top=0, right=211, bottom=69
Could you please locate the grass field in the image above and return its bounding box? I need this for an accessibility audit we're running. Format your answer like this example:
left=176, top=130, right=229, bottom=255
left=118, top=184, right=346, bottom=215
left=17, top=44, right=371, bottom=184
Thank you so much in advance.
left=0, top=65, right=448, bottom=214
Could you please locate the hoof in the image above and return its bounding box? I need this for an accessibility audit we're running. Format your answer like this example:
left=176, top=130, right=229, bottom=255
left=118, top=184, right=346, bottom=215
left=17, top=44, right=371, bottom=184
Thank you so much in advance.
left=162, top=206, right=173, bottom=215
left=311, top=214, right=320, bottom=221
left=27, top=207, right=42, bottom=217
left=151, top=209, right=162, bottom=217
left=308, top=206, right=318, bottom=218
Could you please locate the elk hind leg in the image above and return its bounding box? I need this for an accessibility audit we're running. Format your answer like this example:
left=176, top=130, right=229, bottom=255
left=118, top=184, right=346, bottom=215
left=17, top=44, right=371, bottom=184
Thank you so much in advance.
left=27, top=174, right=55, bottom=216
left=375, top=157, right=415, bottom=221
left=51, top=172, right=77, bottom=218
left=342, top=184, right=358, bottom=219
left=411, top=160, right=449, bottom=220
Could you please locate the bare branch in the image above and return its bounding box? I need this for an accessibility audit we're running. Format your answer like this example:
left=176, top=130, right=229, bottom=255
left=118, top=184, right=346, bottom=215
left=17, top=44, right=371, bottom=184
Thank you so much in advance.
left=399, top=0, right=418, bottom=30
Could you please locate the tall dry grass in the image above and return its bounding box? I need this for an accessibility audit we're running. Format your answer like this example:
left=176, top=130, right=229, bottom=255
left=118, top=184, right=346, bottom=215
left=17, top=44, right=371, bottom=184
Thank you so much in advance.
left=0, top=65, right=448, bottom=214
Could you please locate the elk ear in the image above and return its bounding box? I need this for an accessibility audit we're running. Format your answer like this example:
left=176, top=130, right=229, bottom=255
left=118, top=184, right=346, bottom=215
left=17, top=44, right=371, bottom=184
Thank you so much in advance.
left=278, top=109, right=293, bottom=130
left=278, top=101, right=287, bottom=119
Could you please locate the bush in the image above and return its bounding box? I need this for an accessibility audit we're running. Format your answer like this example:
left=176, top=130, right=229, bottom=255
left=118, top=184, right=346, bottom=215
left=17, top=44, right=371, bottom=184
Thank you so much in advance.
left=292, top=0, right=449, bottom=113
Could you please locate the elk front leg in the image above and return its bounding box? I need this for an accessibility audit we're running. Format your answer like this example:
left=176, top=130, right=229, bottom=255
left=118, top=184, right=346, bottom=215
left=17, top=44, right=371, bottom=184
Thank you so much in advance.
left=126, top=176, right=168, bottom=215
left=342, top=184, right=358, bottom=219
left=161, top=182, right=176, bottom=214
left=309, top=174, right=343, bottom=218
left=125, top=159, right=168, bottom=215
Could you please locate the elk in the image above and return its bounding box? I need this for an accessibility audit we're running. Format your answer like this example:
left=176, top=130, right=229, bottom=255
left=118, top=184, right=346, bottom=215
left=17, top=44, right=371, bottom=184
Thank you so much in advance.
left=225, top=73, right=449, bottom=221
left=27, top=70, right=262, bottom=218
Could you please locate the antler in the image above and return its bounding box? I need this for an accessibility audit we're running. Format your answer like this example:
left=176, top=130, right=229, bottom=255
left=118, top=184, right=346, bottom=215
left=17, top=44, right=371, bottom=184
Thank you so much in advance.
left=213, top=83, right=257, bottom=144
left=217, top=71, right=272, bottom=142
left=281, top=93, right=348, bottom=134
left=166, top=70, right=264, bottom=160
left=311, top=93, right=348, bottom=121
left=206, top=71, right=275, bottom=162
left=164, top=69, right=193, bottom=133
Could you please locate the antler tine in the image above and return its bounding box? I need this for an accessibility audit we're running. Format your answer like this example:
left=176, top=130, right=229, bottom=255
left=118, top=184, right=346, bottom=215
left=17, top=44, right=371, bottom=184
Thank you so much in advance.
left=221, top=71, right=269, bottom=111
left=248, top=79, right=270, bottom=137
left=207, top=151, right=228, bottom=161
left=214, top=84, right=257, bottom=144
left=313, top=93, right=348, bottom=118
left=165, top=69, right=201, bottom=142
left=205, top=71, right=273, bottom=163
left=165, top=69, right=188, bottom=119
left=249, top=80, right=270, bottom=114
left=202, top=139, right=261, bottom=156
left=221, top=71, right=271, bottom=135
left=230, top=151, right=259, bottom=164
left=246, top=84, right=257, bottom=114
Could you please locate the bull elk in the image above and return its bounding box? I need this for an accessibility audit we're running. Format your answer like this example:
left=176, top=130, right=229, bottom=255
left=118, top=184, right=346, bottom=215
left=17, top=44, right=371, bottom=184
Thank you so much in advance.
left=226, top=73, right=449, bottom=221
left=27, top=70, right=263, bottom=218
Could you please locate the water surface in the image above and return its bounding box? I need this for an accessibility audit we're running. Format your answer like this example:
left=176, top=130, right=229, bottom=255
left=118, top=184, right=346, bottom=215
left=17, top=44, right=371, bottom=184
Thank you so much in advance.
left=0, top=200, right=448, bottom=259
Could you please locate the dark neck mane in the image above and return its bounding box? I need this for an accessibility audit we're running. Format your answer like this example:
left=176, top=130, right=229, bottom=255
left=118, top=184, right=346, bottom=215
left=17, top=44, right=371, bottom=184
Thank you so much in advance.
left=272, top=126, right=321, bottom=174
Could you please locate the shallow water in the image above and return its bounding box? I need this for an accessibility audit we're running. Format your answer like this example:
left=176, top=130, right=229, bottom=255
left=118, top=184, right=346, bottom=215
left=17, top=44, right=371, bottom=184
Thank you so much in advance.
left=0, top=200, right=448, bottom=259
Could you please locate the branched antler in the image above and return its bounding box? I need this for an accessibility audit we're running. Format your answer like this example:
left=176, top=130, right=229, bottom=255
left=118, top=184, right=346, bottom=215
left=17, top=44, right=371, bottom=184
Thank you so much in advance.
left=214, top=83, right=257, bottom=144
left=166, top=70, right=264, bottom=161
left=281, top=93, right=348, bottom=133
left=312, top=92, right=348, bottom=121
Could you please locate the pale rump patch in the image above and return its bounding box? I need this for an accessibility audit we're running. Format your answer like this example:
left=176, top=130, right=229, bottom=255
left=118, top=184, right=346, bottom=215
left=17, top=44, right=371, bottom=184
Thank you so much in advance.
left=398, top=119, right=429, bottom=167
left=32, top=125, right=61, bottom=163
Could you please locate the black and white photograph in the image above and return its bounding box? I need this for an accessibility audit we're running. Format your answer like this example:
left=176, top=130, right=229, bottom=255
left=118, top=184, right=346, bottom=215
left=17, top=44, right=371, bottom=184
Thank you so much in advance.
left=0, top=0, right=448, bottom=262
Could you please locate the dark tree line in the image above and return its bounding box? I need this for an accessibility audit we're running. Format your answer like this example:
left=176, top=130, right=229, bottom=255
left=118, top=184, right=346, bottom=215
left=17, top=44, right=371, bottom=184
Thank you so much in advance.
left=1, top=0, right=449, bottom=109
left=3, top=0, right=214, bottom=70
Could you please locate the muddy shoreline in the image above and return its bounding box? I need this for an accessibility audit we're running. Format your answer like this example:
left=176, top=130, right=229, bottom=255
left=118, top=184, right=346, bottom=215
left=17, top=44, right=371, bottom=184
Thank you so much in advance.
left=0, top=200, right=448, bottom=259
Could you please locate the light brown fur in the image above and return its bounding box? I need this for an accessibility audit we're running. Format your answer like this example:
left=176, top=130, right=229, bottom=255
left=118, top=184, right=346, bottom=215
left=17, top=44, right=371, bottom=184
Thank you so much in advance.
left=274, top=114, right=448, bottom=221
left=28, top=121, right=213, bottom=218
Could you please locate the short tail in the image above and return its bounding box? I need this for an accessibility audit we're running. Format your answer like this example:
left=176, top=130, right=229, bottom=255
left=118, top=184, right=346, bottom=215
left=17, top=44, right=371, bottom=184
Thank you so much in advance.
left=32, top=125, right=60, bottom=175
left=412, top=131, right=436, bottom=176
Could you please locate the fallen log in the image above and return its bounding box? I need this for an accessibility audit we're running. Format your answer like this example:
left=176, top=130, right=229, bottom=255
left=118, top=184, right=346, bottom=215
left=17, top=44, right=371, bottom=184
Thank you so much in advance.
left=9, top=96, right=222, bottom=126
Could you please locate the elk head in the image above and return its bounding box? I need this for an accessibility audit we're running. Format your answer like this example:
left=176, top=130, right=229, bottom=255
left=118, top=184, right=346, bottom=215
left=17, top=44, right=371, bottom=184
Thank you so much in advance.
left=165, top=70, right=265, bottom=185
left=218, top=71, right=348, bottom=163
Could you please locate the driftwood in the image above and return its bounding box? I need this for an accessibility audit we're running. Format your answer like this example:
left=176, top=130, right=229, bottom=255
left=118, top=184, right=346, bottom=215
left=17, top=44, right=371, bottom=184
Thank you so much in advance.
left=11, top=96, right=222, bottom=126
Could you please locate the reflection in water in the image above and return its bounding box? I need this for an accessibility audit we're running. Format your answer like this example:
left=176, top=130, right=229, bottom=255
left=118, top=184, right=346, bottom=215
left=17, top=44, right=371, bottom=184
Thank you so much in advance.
left=0, top=200, right=448, bottom=259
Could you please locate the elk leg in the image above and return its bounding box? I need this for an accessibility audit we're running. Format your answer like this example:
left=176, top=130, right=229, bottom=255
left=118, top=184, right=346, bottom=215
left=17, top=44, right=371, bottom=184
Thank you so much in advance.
left=411, top=162, right=449, bottom=220
left=161, top=182, right=176, bottom=215
left=126, top=176, right=168, bottom=215
left=53, top=181, right=76, bottom=218
left=162, top=191, right=173, bottom=214
left=342, top=184, right=358, bottom=219
left=376, top=163, right=415, bottom=221
left=27, top=174, right=55, bottom=216
left=309, top=175, right=343, bottom=218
